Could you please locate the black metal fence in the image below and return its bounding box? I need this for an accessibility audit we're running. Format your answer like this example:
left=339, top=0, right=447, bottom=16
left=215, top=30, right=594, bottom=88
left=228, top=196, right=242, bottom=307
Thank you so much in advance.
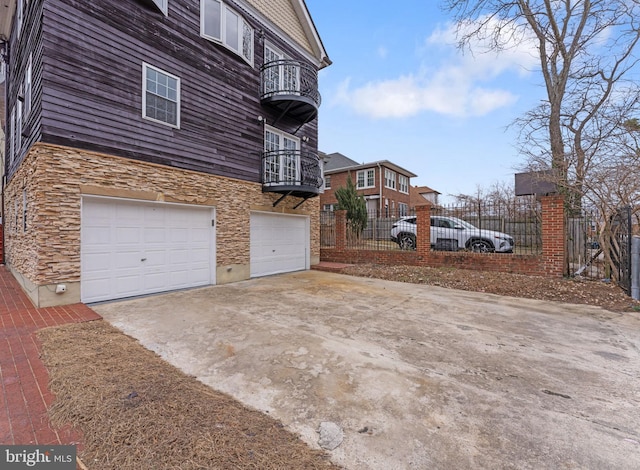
left=321, top=199, right=544, bottom=254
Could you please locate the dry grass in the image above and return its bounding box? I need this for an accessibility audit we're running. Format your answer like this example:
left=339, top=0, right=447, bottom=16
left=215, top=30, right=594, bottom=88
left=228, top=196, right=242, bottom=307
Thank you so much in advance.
left=38, top=321, right=340, bottom=470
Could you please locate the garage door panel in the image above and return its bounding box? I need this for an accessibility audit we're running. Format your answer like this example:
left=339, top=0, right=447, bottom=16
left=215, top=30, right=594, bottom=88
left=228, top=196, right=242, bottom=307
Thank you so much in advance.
left=250, top=212, right=308, bottom=278
left=82, top=197, right=215, bottom=303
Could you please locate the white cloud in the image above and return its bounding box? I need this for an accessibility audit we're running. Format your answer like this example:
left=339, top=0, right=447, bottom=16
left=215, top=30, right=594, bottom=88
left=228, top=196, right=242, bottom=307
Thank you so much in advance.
left=333, top=18, right=539, bottom=119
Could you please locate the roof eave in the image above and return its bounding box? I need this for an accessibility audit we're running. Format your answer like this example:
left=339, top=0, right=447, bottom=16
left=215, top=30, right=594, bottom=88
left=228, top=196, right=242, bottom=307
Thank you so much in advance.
left=0, top=0, right=16, bottom=41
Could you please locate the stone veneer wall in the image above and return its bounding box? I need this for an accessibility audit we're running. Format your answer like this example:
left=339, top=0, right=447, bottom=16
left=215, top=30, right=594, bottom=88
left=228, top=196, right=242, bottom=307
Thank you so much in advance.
left=3, top=143, right=320, bottom=287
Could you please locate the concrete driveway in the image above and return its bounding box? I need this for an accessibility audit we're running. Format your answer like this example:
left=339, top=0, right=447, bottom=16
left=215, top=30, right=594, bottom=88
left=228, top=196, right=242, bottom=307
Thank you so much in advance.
left=93, top=270, right=640, bottom=469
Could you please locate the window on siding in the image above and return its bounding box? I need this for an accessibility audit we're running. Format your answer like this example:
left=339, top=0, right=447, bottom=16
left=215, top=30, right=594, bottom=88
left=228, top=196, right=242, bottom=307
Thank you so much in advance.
left=23, top=54, right=32, bottom=118
left=398, top=174, right=409, bottom=194
left=142, top=63, right=180, bottom=128
left=201, top=0, right=254, bottom=65
left=356, top=169, right=375, bottom=189
left=151, top=0, right=168, bottom=15
left=385, top=169, right=396, bottom=189
left=263, top=44, right=299, bottom=95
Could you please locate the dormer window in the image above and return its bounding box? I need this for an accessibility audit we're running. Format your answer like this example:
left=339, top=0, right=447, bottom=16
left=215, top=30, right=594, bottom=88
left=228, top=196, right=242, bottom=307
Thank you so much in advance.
left=201, top=0, right=254, bottom=65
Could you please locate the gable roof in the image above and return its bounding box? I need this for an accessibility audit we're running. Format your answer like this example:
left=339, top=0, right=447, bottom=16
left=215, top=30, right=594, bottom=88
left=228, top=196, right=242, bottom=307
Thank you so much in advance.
left=320, top=152, right=359, bottom=171
left=244, top=0, right=330, bottom=68
left=413, top=185, right=440, bottom=195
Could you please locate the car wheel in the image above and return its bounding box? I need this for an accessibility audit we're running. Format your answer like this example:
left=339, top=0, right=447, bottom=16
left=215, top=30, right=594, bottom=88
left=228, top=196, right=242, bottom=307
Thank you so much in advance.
left=468, top=239, right=494, bottom=253
left=398, top=233, right=416, bottom=250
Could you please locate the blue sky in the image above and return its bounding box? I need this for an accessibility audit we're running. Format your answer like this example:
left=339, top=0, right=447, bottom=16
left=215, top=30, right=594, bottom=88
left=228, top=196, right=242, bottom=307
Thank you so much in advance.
left=306, top=0, right=544, bottom=201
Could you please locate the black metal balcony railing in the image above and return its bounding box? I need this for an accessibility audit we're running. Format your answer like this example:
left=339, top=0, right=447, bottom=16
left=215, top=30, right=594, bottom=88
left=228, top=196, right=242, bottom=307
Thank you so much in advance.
left=260, top=60, right=320, bottom=123
left=262, top=150, right=323, bottom=199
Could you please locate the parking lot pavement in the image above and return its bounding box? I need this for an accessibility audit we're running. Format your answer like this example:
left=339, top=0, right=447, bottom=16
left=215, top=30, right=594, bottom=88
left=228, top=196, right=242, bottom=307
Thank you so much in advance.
left=94, top=270, right=640, bottom=469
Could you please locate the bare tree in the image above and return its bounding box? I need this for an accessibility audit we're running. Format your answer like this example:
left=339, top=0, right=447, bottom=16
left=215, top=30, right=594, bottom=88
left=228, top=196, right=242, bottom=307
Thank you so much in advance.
left=443, top=0, right=640, bottom=212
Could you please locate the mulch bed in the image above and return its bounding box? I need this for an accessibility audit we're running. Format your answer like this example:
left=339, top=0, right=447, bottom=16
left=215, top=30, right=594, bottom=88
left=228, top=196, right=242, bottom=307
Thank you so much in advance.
left=38, top=321, right=340, bottom=470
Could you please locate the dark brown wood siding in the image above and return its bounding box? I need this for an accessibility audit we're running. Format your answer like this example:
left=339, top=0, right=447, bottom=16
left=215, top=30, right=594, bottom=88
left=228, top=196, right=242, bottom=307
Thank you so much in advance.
left=6, top=0, right=319, bottom=182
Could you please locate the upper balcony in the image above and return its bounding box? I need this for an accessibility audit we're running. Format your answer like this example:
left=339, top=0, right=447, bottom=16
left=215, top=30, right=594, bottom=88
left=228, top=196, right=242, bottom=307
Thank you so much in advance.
left=260, top=60, right=320, bottom=125
left=262, top=150, right=324, bottom=204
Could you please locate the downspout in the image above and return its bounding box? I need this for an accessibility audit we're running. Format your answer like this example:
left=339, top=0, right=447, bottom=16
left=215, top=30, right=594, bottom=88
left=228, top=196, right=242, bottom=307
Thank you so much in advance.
left=1, top=40, right=7, bottom=265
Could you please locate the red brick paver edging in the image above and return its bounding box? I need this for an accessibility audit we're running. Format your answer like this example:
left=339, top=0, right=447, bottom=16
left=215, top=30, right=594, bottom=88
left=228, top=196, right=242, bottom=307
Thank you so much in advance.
left=0, top=265, right=101, bottom=446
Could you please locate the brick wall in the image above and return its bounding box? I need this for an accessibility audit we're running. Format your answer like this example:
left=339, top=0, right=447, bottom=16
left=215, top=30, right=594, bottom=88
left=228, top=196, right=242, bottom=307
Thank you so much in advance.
left=322, top=196, right=567, bottom=278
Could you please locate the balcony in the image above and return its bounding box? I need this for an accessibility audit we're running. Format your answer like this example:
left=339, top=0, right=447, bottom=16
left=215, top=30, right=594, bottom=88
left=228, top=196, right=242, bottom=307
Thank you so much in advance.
left=260, top=60, right=320, bottom=125
left=262, top=150, right=324, bottom=204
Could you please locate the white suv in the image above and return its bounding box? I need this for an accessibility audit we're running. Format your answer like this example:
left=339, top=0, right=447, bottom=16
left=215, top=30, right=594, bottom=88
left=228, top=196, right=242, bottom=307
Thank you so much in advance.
left=390, top=215, right=514, bottom=253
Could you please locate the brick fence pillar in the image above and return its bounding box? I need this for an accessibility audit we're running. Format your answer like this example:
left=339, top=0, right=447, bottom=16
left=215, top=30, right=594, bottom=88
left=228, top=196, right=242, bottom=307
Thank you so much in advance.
left=335, top=210, right=347, bottom=251
left=541, top=195, right=566, bottom=276
left=415, top=204, right=431, bottom=262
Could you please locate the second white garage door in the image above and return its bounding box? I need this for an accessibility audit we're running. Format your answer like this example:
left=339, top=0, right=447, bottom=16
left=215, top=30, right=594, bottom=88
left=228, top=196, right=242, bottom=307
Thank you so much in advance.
left=81, top=197, right=215, bottom=303
left=250, top=212, right=309, bottom=278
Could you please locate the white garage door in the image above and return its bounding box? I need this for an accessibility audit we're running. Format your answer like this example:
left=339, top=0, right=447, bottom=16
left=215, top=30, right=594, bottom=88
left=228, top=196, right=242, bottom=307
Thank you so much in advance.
left=81, top=197, right=215, bottom=303
left=250, top=212, right=309, bottom=278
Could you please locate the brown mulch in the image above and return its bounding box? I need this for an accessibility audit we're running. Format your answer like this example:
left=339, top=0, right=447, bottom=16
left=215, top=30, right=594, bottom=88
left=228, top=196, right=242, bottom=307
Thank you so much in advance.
left=38, top=321, right=340, bottom=470
left=341, top=264, right=640, bottom=313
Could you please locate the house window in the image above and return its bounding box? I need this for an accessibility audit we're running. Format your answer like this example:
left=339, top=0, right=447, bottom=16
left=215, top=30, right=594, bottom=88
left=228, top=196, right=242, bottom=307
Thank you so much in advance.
left=23, top=54, right=32, bottom=118
left=399, top=202, right=409, bottom=217
left=323, top=204, right=336, bottom=211
left=264, top=126, right=300, bottom=185
left=385, top=169, right=396, bottom=190
left=356, top=169, right=375, bottom=189
left=324, top=175, right=331, bottom=189
left=142, top=63, right=180, bottom=128
left=151, top=0, right=168, bottom=15
left=201, top=0, right=254, bottom=65
left=398, top=174, right=409, bottom=194
left=16, top=101, right=22, bottom=155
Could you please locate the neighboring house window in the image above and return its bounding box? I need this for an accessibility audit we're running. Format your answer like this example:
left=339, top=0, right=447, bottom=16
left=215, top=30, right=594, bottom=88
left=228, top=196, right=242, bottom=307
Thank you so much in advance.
left=142, top=63, right=180, bottom=128
left=399, top=202, right=408, bottom=217
left=356, top=169, right=375, bottom=189
left=201, top=0, right=254, bottom=65
left=398, top=175, right=409, bottom=194
left=23, top=54, right=32, bottom=118
left=323, top=204, right=336, bottom=211
left=151, top=0, right=168, bottom=15
left=264, top=126, right=300, bottom=185
left=385, top=169, right=396, bottom=190
left=324, top=175, right=331, bottom=189
left=263, top=44, right=298, bottom=95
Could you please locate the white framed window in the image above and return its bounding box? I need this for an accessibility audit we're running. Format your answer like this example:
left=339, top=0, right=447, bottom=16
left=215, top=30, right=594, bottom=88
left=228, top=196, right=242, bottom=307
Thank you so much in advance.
left=398, top=174, right=409, bottom=194
left=356, top=169, right=375, bottom=189
left=323, top=204, right=337, bottom=211
left=263, top=44, right=299, bottom=95
left=264, top=126, right=300, bottom=185
left=9, top=106, right=15, bottom=165
left=23, top=54, right=32, bottom=118
left=324, top=175, right=331, bottom=189
left=201, top=0, right=254, bottom=65
left=385, top=169, right=396, bottom=190
left=399, top=202, right=409, bottom=217
left=151, top=0, right=168, bottom=15
left=142, top=63, right=180, bottom=128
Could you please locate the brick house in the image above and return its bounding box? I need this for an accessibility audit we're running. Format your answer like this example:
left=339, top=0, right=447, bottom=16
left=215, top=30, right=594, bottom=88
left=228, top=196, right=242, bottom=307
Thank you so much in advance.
left=1, top=0, right=330, bottom=306
left=320, top=152, right=417, bottom=217
left=410, top=185, right=441, bottom=208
